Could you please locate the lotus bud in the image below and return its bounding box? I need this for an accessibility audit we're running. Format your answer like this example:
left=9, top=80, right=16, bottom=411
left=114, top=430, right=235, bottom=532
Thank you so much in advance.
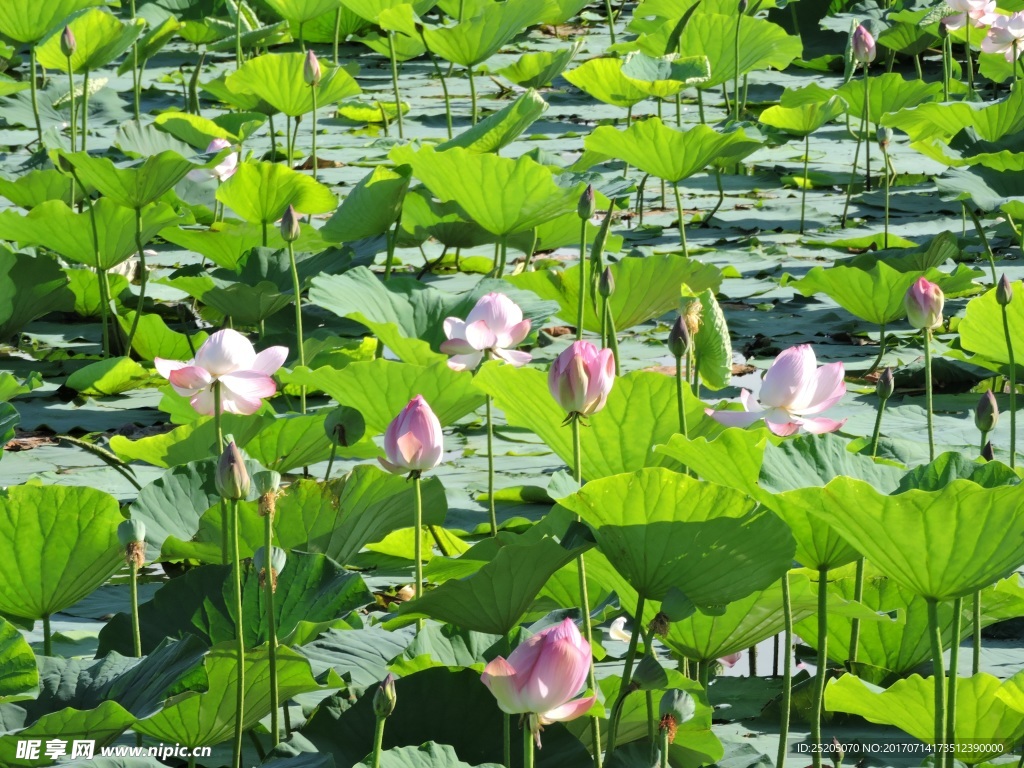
left=667, top=315, right=690, bottom=360
left=831, top=737, right=844, bottom=768
left=373, top=673, right=397, bottom=719
left=253, top=470, right=281, bottom=518
left=877, top=126, right=892, bottom=150
left=982, top=441, right=995, bottom=461
left=577, top=184, right=595, bottom=220
left=631, top=654, right=669, bottom=691
left=254, top=545, right=287, bottom=592
left=118, top=519, right=146, bottom=570
left=304, top=49, right=321, bottom=87
left=998, top=274, right=1014, bottom=306
left=60, top=26, right=77, bottom=59
left=904, top=277, right=944, bottom=330
left=976, top=391, right=999, bottom=433
left=876, top=367, right=894, bottom=402
left=281, top=204, right=301, bottom=243
left=852, top=24, right=876, bottom=64
left=658, top=688, right=696, bottom=744
left=599, top=267, right=615, bottom=298
left=325, top=405, right=366, bottom=448
left=738, top=0, right=748, bottom=12
left=216, top=438, right=250, bottom=501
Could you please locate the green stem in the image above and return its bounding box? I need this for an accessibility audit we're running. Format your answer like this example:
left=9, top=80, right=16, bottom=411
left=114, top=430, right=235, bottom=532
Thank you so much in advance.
left=310, top=85, right=318, bottom=180
left=600, top=294, right=608, bottom=348
left=660, top=728, right=670, bottom=768
left=384, top=221, right=398, bottom=280
left=523, top=719, right=535, bottom=768
left=927, top=598, right=947, bottom=758
left=863, top=71, right=871, bottom=192
left=800, top=134, right=809, bottom=235
left=675, top=355, right=687, bottom=437
left=125, top=208, right=148, bottom=353
left=810, top=567, right=829, bottom=768
left=287, top=240, right=306, bottom=414
left=67, top=60, right=77, bottom=151
left=604, top=0, right=617, bottom=43
left=776, top=571, right=793, bottom=768
left=606, top=306, right=620, bottom=376
left=504, top=711, right=511, bottom=768
left=1001, top=298, right=1017, bottom=468
left=422, top=43, right=453, bottom=140
left=325, top=442, right=338, bottom=481
left=97, top=269, right=111, bottom=357
left=230, top=499, right=245, bottom=768
left=214, top=382, right=229, bottom=565
left=839, top=126, right=864, bottom=228
left=672, top=182, right=688, bottom=256
left=81, top=69, right=90, bottom=152
left=388, top=32, right=404, bottom=139
left=29, top=49, right=43, bottom=147
left=868, top=323, right=887, bottom=374
left=265, top=512, right=280, bottom=747
left=943, top=35, right=951, bottom=102
left=973, top=591, right=982, bottom=675
left=870, top=397, right=887, bottom=459
left=966, top=22, right=974, bottom=96
left=577, top=219, right=587, bottom=341
left=371, top=716, right=386, bottom=768
left=882, top=145, right=890, bottom=248
left=496, top=235, right=508, bottom=278
left=130, top=559, right=142, bottom=657
left=733, top=10, right=742, bottom=122
left=924, top=327, right=935, bottom=461
left=468, top=65, right=478, bottom=125
left=486, top=395, right=497, bottom=537
left=607, top=594, right=646, bottom=756
left=946, top=597, right=961, bottom=768
left=42, top=614, right=51, bottom=656
left=234, top=0, right=243, bottom=68
left=966, top=206, right=997, bottom=284
left=414, top=473, right=424, bottom=632
left=849, top=557, right=865, bottom=662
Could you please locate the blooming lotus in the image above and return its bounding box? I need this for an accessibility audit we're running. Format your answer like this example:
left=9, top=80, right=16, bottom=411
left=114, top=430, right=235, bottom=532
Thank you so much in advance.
left=440, top=292, right=532, bottom=372
left=945, top=0, right=997, bottom=29
left=982, top=13, right=1024, bottom=59
left=481, top=618, right=595, bottom=746
left=904, top=277, right=944, bottom=330
left=707, top=344, right=846, bottom=436
left=548, top=340, right=615, bottom=417
left=379, top=395, right=444, bottom=475
left=155, top=329, right=288, bottom=416
left=188, top=138, right=239, bottom=183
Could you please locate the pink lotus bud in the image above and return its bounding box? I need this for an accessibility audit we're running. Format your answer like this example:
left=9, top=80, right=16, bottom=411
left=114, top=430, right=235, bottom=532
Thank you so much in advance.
left=481, top=618, right=595, bottom=745
left=304, top=50, right=321, bottom=86
left=61, top=26, right=77, bottom=58
left=904, top=277, right=944, bottom=330
left=379, top=395, right=443, bottom=475
left=852, top=24, right=876, bottom=64
left=548, top=340, right=615, bottom=417
left=281, top=204, right=301, bottom=243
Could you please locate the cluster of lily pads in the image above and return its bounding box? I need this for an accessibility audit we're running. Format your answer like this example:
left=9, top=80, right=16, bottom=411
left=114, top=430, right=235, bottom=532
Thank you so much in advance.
left=4, top=0, right=1024, bottom=767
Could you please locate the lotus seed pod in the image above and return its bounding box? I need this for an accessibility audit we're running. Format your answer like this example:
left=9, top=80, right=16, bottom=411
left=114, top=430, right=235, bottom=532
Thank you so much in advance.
left=598, top=267, right=615, bottom=299
left=876, top=367, right=894, bottom=402
left=667, top=316, right=690, bottom=360
left=216, top=440, right=250, bottom=501
left=373, top=673, right=397, bottom=719
left=577, top=184, right=595, bottom=220
left=998, top=274, right=1014, bottom=306
left=324, top=406, right=366, bottom=447
left=60, top=26, right=77, bottom=58
left=976, top=391, right=999, bottom=433
left=304, top=49, right=321, bottom=87
left=254, top=546, right=287, bottom=592
left=877, top=126, right=892, bottom=149
left=280, top=204, right=301, bottom=243
left=253, top=470, right=281, bottom=497
left=118, top=519, right=147, bottom=569
left=647, top=611, right=671, bottom=638
left=658, top=688, right=696, bottom=743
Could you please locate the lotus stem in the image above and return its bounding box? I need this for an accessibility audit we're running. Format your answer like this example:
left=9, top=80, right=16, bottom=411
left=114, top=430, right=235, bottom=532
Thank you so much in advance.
left=660, top=728, right=670, bottom=768
left=486, top=395, right=497, bottom=537
left=800, top=134, right=810, bottom=234
left=606, top=309, right=620, bottom=376
left=81, top=69, right=90, bottom=152
left=496, top=235, right=509, bottom=278
left=234, top=3, right=243, bottom=68
left=973, top=592, right=981, bottom=675
left=646, top=687, right=655, bottom=760
left=926, top=598, right=947, bottom=758
left=265, top=511, right=280, bottom=747
left=422, top=42, right=453, bottom=140
left=924, top=327, right=935, bottom=461
left=1001, top=294, right=1017, bottom=469
left=703, top=170, right=725, bottom=227
left=733, top=11, right=742, bottom=122
left=334, top=10, right=342, bottom=65
left=387, top=32, right=404, bottom=138
left=27, top=49, right=44, bottom=147
left=600, top=294, right=608, bottom=348
left=849, top=557, right=866, bottom=662
left=943, top=35, right=951, bottom=102
left=839, top=118, right=864, bottom=228
left=635, top=174, right=648, bottom=227
left=672, top=182, right=688, bottom=256
left=776, top=571, right=793, bottom=768
left=675, top=352, right=688, bottom=437
left=468, top=65, right=478, bottom=125
left=870, top=393, right=887, bottom=461
left=945, top=597, right=961, bottom=768
left=129, top=0, right=140, bottom=121
left=810, top=567, right=829, bottom=768
left=299, top=22, right=305, bottom=52
left=42, top=614, right=51, bottom=656
left=748, top=645, right=756, bottom=676
left=287, top=240, right=306, bottom=414
left=882, top=142, right=890, bottom=248
left=965, top=23, right=974, bottom=96
left=130, top=558, right=142, bottom=657
left=230, top=499, right=245, bottom=768
left=503, top=711, right=511, bottom=768
left=577, top=220, right=588, bottom=341
left=124, top=208, right=149, bottom=354
left=214, top=382, right=230, bottom=565
left=868, top=323, right=887, bottom=375
left=523, top=719, right=535, bottom=768
left=67, top=59, right=77, bottom=151
left=97, top=269, right=111, bottom=357
left=965, top=206, right=997, bottom=284
left=606, top=593, right=645, bottom=756
left=310, top=84, right=318, bottom=181
left=571, top=416, right=602, bottom=768
left=604, top=0, right=617, bottom=45
left=371, top=715, right=386, bottom=768
left=413, top=473, right=424, bottom=632
left=863, top=71, right=871, bottom=192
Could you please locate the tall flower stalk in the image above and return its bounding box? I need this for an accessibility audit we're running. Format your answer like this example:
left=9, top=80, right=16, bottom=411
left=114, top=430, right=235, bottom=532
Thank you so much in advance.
left=668, top=316, right=691, bottom=438
left=254, top=471, right=283, bottom=746
left=370, top=675, right=397, bottom=768
left=776, top=571, right=794, bottom=768
left=117, top=520, right=146, bottom=658
left=304, top=51, right=321, bottom=179
left=905, top=278, right=944, bottom=461
left=577, top=186, right=595, bottom=342
left=997, top=275, right=1016, bottom=467
left=282, top=206, right=306, bottom=413
left=870, top=367, right=894, bottom=458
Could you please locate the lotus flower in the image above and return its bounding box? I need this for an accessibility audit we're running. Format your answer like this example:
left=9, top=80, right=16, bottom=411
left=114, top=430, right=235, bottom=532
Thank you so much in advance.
left=379, top=395, right=444, bottom=475
left=440, top=293, right=532, bottom=371
left=707, top=344, right=846, bottom=436
left=548, top=340, right=615, bottom=417
left=719, top=652, right=744, bottom=668
left=481, top=618, right=595, bottom=746
left=188, top=138, right=239, bottom=183
left=155, top=329, right=288, bottom=416
left=852, top=24, right=876, bottom=64
left=945, top=0, right=997, bottom=29
left=982, top=13, right=1024, bottom=59
left=904, top=277, right=944, bottom=330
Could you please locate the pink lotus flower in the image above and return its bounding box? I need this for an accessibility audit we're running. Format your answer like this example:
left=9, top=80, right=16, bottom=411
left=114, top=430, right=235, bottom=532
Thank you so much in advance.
left=852, top=24, right=876, bottom=64
left=982, top=13, right=1024, bottom=59
left=481, top=618, right=595, bottom=746
left=379, top=395, right=443, bottom=475
left=440, top=292, right=532, bottom=371
left=707, top=344, right=846, bottom=437
left=188, top=138, right=238, bottom=183
left=155, top=329, right=288, bottom=416
left=904, top=277, right=944, bottom=330
left=719, top=652, right=744, bottom=668
left=945, top=0, right=997, bottom=29
left=548, top=340, right=615, bottom=417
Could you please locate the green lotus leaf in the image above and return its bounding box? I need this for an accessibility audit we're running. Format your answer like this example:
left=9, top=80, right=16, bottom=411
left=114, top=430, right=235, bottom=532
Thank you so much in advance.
left=437, top=89, right=548, bottom=154
left=58, top=150, right=201, bottom=210
left=36, top=8, right=143, bottom=73
left=507, top=253, right=721, bottom=332
left=585, top=118, right=762, bottom=182
left=563, top=57, right=655, bottom=108
left=353, top=28, right=425, bottom=61
left=399, top=187, right=495, bottom=249
left=321, top=165, right=412, bottom=243
left=0, top=0, right=101, bottom=43
left=264, top=0, right=343, bottom=23
left=216, top=160, right=337, bottom=227
left=154, top=111, right=266, bottom=148
left=688, top=288, right=732, bottom=391
left=227, top=52, right=361, bottom=116
left=395, top=145, right=583, bottom=236
left=0, top=251, right=74, bottom=340
left=557, top=468, right=794, bottom=603
left=178, top=17, right=233, bottom=46
left=0, top=485, right=124, bottom=620
left=758, top=96, right=844, bottom=137
left=0, top=75, right=29, bottom=98
left=619, top=51, right=711, bottom=91
left=117, top=16, right=180, bottom=75
left=134, top=644, right=326, bottom=746
left=337, top=98, right=409, bottom=123
left=780, top=477, right=1024, bottom=600
left=959, top=280, right=1024, bottom=375
left=833, top=73, right=942, bottom=126
left=537, top=0, right=588, bottom=23
left=495, top=40, right=582, bottom=88
left=359, top=743, right=503, bottom=768
left=0, top=169, right=80, bottom=210
left=0, top=701, right=135, bottom=767
left=117, top=311, right=209, bottom=362
left=825, top=672, right=1024, bottom=762
left=0, top=617, right=38, bottom=703
left=290, top=4, right=368, bottom=40
left=881, top=81, right=1024, bottom=146
left=160, top=220, right=324, bottom=270
left=477, top=366, right=709, bottom=479
left=341, top=0, right=436, bottom=24
left=65, top=356, right=152, bottom=396
left=110, top=413, right=276, bottom=467
left=202, top=281, right=293, bottom=326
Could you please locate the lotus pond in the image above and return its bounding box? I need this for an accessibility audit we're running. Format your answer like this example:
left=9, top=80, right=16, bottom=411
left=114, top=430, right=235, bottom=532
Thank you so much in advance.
left=4, top=1, right=1024, bottom=767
